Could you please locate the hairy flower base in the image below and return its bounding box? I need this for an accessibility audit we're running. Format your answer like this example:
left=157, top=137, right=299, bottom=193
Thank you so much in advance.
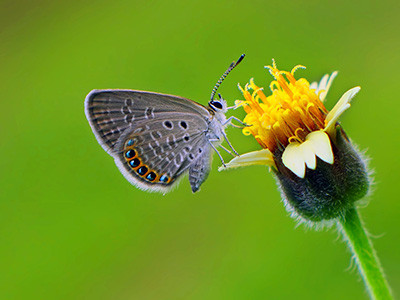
left=274, top=126, right=369, bottom=221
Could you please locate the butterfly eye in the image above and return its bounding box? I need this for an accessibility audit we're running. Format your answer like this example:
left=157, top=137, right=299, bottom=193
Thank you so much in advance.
left=210, top=100, right=223, bottom=110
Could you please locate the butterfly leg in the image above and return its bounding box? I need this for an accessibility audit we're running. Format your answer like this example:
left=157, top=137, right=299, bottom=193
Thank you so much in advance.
left=208, top=139, right=226, bottom=167
left=221, top=131, right=239, bottom=156
left=229, top=122, right=246, bottom=129
left=226, top=103, right=242, bottom=110
left=223, top=116, right=251, bottom=128
left=219, top=144, right=236, bottom=157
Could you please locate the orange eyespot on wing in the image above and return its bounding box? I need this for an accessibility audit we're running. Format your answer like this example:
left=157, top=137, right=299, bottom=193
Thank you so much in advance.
left=123, top=139, right=172, bottom=185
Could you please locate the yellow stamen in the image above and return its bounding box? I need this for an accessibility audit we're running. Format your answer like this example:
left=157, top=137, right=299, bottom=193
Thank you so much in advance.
left=238, top=62, right=329, bottom=153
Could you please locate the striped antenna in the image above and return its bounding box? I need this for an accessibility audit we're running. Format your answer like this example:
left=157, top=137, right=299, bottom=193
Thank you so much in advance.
left=210, top=54, right=245, bottom=101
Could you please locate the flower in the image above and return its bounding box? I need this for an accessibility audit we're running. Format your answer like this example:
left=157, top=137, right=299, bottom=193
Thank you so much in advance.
left=222, top=61, right=370, bottom=222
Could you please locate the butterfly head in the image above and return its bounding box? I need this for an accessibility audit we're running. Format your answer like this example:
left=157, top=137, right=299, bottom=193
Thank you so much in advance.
left=208, top=93, right=227, bottom=113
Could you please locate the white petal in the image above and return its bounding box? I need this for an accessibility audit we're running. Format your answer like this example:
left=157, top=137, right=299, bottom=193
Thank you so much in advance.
left=310, top=72, right=338, bottom=102
left=319, top=71, right=338, bottom=102
left=325, top=86, right=361, bottom=133
left=282, top=131, right=334, bottom=178
left=282, top=143, right=306, bottom=178
left=219, top=149, right=275, bottom=171
left=310, top=81, right=318, bottom=90
left=318, top=74, right=330, bottom=92
left=300, top=141, right=317, bottom=169
left=306, top=131, right=334, bottom=164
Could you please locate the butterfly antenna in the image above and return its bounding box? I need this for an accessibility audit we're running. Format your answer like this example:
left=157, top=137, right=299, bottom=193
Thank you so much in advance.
left=210, top=54, right=245, bottom=101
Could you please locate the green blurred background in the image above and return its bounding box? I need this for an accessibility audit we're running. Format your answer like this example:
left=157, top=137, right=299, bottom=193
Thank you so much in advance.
left=1, top=0, right=399, bottom=299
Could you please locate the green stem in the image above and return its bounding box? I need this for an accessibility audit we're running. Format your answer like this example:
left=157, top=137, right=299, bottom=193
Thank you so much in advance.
left=337, top=207, right=393, bottom=300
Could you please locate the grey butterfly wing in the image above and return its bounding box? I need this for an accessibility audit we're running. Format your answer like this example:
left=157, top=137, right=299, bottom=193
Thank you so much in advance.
left=188, top=145, right=212, bottom=192
left=85, top=89, right=211, bottom=154
left=114, top=114, right=213, bottom=193
left=85, top=89, right=215, bottom=193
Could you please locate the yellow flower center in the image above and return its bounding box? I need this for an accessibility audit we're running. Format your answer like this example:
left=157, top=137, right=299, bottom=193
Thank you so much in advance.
left=237, top=61, right=328, bottom=153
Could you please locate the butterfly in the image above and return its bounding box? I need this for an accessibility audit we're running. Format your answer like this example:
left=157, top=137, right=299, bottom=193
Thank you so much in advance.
left=84, top=54, right=245, bottom=193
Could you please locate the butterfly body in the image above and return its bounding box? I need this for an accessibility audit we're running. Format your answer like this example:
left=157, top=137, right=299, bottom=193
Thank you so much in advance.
left=85, top=89, right=230, bottom=193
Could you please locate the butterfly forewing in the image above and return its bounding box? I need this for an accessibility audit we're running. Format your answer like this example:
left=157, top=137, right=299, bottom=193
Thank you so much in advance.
left=85, top=90, right=211, bottom=154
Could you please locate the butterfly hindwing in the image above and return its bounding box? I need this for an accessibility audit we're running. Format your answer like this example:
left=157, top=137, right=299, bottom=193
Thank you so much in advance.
left=113, top=115, right=212, bottom=192
left=188, top=145, right=213, bottom=192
